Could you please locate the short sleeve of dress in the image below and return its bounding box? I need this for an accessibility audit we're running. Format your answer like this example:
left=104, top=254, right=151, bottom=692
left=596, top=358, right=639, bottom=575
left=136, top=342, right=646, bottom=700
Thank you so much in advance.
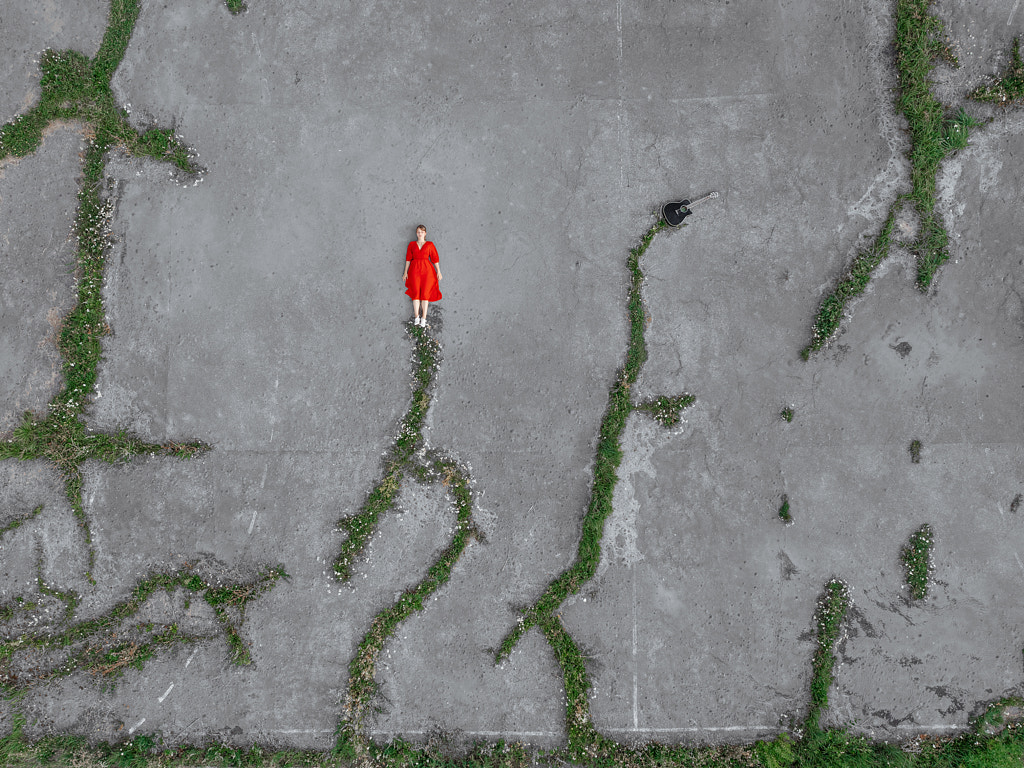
left=406, top=242, right=415, bottom=261
left=428, top=242, right=439, bottom=264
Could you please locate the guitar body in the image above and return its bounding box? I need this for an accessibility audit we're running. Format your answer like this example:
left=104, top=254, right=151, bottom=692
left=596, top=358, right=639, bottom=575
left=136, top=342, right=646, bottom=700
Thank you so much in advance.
left=661, top=191, right=719, bottom=228
left=662, top=200, right=693, bottom=227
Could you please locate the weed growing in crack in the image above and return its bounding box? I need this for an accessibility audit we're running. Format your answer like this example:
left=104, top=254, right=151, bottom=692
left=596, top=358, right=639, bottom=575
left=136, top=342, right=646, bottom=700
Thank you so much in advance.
left=337, top=451, right=479, bottom=759
left=909, top=439, right=923, bottom=463
left=0, top=566, right=286, bottom=693
left=970, top=37, right=1024, bottom=105
left=34, top=547, right=81, bottom=624
left=806, top=578, right=850, bottom=732
left=0, top=505, right=43, bottom=538
left=802, top=0, right=993, bottom=358
left=495, top=217, right=695, bottom=664
left=0, top=597, right=39, bottom=626
left=635, top=394, right=696, bottom=428
left=540, top=613, right=615, bottom=760
left=893, top=0, right=965, bottom=291
left=332, top=324, right=442, bottom=581
left=781, top=407, right=795, bottom=422
left=802, top=206, right=897, bottom=359
left=0, top=0, right=211, bottom=587
left=902, top=523, right=934, bottom=600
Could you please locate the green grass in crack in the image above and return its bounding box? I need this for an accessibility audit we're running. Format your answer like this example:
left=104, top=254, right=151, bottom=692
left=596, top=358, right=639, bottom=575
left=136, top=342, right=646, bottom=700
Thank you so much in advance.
left=0, top=505, right=43, bottom=538
left=332, top=325, right=442, bottom=582
left=336, top=451, right=479, bottom=760
left=495, top=218, right=693, bottom=663
left=902, top=523, right=934, bottom=600
left=805, top=578, right=850, bottom=732
left=970, top=37, right=1024, bottom=105
left=802, top=205, right=897, bottom=359
left=0, top=566, right=286, bottom=691
left=802, top=0, right=987, bottom=358
left=0, top=0, right=211, bottom=586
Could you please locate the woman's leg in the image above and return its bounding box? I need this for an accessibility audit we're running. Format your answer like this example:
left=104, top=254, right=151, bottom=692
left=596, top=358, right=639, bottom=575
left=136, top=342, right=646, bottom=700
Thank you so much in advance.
left=421, top=301, right=429, bottom=321
left=412, top=299, right=421, bottom=319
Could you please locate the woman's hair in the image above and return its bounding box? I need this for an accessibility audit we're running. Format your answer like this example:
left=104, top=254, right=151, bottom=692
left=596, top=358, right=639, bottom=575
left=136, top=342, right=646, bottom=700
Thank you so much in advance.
left=415, top=224, right=427, bottom=233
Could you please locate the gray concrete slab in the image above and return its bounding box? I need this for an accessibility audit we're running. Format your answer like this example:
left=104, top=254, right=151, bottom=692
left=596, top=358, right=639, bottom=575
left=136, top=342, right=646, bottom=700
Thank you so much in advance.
left=0, top=0, right=108, bottom=127
left=23, top=454, right=561, bottom=746
left=0, top=125, right=82, bottom=435
left=1, top=0, right=1023, bottom=752
left=564, top=98, right=1024, bottom=739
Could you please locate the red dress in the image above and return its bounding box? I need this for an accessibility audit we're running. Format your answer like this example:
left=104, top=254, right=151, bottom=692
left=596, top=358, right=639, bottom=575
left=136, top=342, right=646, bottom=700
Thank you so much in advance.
left=405, top=241, right=442, bottom=301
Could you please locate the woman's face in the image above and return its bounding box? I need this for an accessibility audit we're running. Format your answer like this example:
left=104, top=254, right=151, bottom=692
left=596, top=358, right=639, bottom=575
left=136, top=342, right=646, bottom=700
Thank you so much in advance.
left=416, top=227, right=426, bottom=241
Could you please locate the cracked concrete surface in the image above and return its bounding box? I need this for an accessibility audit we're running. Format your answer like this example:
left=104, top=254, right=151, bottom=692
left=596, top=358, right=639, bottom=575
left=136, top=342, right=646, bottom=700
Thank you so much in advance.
left=2, top=0, right=1024, bottom=750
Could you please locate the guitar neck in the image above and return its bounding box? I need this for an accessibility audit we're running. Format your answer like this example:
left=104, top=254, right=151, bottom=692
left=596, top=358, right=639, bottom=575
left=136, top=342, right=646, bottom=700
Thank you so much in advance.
left=687, top=191, right=718, bottom=207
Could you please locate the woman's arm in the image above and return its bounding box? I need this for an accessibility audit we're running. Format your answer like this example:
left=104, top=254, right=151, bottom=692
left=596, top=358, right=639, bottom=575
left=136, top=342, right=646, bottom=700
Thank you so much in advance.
left=431, top=243, right=442, bottom=281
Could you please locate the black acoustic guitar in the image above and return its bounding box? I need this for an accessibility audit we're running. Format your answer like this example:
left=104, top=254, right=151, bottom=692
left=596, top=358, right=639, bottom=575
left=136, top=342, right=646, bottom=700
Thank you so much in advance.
left=662, top=191, right=719, bottom=228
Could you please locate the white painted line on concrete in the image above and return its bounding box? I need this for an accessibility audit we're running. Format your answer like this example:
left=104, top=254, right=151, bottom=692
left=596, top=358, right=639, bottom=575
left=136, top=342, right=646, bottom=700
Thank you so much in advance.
left=632, top=575, right=639, bottom=729
left=248, top=510, right=258, bottom=535
left=184, top=648, right=198, bottom=668
left=277, top=729, right=336, bottom=734
left=1009, top=0, right=1021, bottom=26
left=367, top=730, right=561, bottom=738
left=605, top=724, right=963, bottom=734
left=158, top=683, right=174, bottom=703
left=128, top=718, right=146, bottom=735
left=664, top=93, right=774, bottom=104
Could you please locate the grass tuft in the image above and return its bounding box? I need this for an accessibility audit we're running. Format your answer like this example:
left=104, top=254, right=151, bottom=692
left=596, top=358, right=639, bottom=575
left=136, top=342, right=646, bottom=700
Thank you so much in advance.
left=778, top=494, right=792, bottom=523
left=635, top=394, right=696, bottom=428
left=909, top=439, right=922, bottom=463
left=902, top=523, right=934, bottom=600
